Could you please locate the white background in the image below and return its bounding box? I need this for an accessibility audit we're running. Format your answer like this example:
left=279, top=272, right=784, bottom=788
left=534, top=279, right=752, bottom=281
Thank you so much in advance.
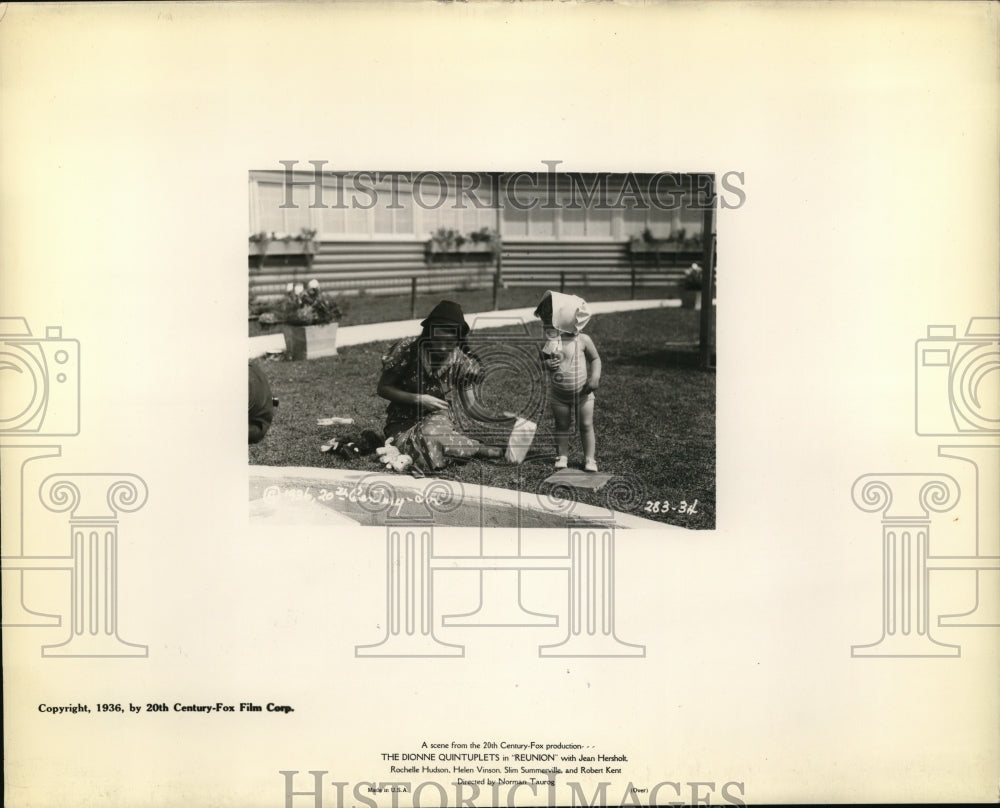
left=2, top=2, right=998, bottom=805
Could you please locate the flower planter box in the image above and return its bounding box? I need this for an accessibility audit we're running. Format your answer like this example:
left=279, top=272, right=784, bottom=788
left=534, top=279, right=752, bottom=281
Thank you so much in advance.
left=681, top=290, right=702, bottom=310
left=628, top=241, right=669, bottom=253
left=250, top=241, right=316, bottom=258
left=282, top=322, right=339, bottom=360
left=427, top=239, right=497, bottom=255
left=628, top=241, right=703, bottom=267
left=425, top=247, right=497, bottom=265
left=426, top=240, right=498, bottom=253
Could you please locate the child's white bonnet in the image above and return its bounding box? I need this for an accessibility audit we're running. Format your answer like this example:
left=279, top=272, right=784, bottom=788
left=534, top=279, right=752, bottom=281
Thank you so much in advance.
left=535, top=291, right=592, bottom=334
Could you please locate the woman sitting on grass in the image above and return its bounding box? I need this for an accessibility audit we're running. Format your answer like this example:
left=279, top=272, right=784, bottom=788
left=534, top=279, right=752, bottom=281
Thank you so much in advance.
left=377, top=300, right=506, bottom=471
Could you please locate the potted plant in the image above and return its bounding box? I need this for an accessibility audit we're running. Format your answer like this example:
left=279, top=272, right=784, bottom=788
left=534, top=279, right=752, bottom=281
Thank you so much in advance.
left=681, top=262, right=703, bottom=310
left=468, top=226, right=499, bottom=249
left=262, top=279, right=344, bottom=360
left=628, top=228, right=662, bottom=253
left=425, top=227, right=458, bottom=263
left=426, top=227, right=500, bottom=264
left=251, top=227, right=318, bottom=258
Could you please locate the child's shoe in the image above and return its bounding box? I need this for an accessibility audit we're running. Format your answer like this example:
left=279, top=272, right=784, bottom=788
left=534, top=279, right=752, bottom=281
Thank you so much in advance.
left=553, top=455, right=568, bottom=470
left=584, top=458, right=598, bottom=473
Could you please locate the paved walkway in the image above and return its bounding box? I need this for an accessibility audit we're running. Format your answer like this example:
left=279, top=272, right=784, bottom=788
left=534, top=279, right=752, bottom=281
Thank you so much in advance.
left=251, top=298, right=678, bottom=357
left=337, top=297, right=677, bottom=346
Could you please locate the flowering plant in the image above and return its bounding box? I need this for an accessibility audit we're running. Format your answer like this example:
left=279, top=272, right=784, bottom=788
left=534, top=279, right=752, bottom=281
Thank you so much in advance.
left=468, top=227, right=501, bottom=255
left=263, top=280, right=343, bottom=326
left=426, top=227, right=501, bottom=259
left=292, top=227, right=317, bottom=252
left=683, top=263, right=703, bottom=291
left=428, top=227, right=460, bottom=252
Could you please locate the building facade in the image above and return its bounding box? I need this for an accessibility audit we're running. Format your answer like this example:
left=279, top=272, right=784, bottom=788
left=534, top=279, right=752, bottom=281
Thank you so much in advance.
left=248, top=169, right=711, bottom=300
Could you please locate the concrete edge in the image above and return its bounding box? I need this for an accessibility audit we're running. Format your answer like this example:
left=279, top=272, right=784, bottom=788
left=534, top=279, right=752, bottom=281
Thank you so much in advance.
left=249, top=465, right=673, bottom=530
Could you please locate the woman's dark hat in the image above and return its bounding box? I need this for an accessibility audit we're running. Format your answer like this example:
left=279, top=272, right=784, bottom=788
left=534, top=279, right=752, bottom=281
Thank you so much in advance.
left=421, top=299, right=470, bottom=336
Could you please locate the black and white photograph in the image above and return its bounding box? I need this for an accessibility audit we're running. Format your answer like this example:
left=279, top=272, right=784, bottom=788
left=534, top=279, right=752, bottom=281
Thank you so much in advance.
left=248, top=168, right=721, bottom=529
left=3, top=3, right=997, bottom=807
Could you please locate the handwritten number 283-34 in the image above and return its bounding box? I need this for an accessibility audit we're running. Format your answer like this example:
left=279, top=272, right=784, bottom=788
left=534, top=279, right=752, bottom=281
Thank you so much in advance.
left=643, top=499, right=698, bottom=515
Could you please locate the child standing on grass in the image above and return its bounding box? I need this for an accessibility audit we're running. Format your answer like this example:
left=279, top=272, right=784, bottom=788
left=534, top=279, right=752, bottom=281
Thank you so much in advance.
left=534, top=291, right=602, bottom=472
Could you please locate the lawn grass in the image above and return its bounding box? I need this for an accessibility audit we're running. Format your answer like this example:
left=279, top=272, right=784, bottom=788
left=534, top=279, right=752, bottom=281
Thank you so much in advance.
left=249, top=306, right=715, bottom=528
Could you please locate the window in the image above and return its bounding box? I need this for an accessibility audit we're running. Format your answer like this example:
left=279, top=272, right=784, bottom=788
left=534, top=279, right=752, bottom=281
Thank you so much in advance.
left=645, top=205, right=674, bottom=239
left=256, top=183, right=286, bottom=235
left=374, top=187, right=415, bottom=236
left=561, top=205, right=585, bottom=238
left=250, top=172, right=701, bottom=243
left=344, top=189, right=369, bottom=236
left=622, top=205, right=647, bottom=238
left=284, top=184, right=314, bottom=234
left=501, top=205, right=529, bottom=238
left=319, top=201, right=346, bottom=235
left=586, top=207, right=614, bottom=238
left=528, top=205, right=555, bottom=237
